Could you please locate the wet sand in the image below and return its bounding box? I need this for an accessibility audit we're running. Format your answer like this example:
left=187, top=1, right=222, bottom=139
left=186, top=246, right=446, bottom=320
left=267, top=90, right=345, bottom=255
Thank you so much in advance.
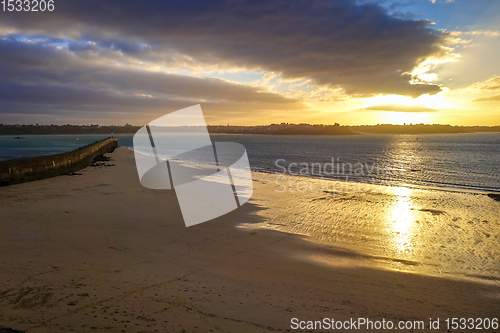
left=245, top=172, right=500, bottom=282
left=0, top=147, right=499, bottom=332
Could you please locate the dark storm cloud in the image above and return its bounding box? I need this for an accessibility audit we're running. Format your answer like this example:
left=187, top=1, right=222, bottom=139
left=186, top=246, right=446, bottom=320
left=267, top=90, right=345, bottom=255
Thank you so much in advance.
left=1, top=0, right=445, bottom=97
left=0, top=38, right=305, bottom=123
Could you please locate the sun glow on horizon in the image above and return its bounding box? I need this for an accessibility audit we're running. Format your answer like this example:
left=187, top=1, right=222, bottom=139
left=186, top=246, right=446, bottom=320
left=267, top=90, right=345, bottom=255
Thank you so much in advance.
left=353, top=92, right=459, bottom=125
left=363, top=93, right=454, bottom=110
left=378, top=112, right=434, bottom=125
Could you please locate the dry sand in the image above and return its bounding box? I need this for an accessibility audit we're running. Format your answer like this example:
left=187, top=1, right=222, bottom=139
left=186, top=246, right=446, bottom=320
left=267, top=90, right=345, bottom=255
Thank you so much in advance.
left=0, top=147, right=499, bottom=332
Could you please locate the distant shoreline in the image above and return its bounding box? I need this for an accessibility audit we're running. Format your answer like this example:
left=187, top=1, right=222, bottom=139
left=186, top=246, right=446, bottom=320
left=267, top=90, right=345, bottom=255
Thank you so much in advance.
left=1, top=123, right=499, bottom=136
left=1, top=131, right=499, bottom=137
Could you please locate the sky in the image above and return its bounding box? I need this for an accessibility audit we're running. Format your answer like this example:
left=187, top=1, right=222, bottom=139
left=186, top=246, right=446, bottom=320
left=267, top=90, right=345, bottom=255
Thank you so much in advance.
left=0, top=0, right=499, bottom=126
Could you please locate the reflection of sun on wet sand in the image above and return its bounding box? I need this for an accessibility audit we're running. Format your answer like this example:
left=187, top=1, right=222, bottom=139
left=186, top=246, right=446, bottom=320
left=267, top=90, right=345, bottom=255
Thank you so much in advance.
left=0, top=147, right=499, bottom=332
left=252, top=173, right=500, bottom=281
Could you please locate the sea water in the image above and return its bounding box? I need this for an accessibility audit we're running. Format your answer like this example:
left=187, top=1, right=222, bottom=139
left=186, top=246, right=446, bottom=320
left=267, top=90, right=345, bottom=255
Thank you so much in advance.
left=0, top=134, right=112, bottom=161
left=3, top=132, right=499, bottom=193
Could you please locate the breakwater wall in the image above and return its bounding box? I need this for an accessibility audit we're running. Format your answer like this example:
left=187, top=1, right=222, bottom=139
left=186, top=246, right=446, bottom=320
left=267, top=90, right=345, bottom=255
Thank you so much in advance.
left=0, top=137, right=118, bottom=186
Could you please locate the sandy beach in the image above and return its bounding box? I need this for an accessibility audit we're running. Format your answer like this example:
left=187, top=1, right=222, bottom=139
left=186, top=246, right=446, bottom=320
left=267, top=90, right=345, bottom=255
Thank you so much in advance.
left=1, top=147, right=499, bottom=332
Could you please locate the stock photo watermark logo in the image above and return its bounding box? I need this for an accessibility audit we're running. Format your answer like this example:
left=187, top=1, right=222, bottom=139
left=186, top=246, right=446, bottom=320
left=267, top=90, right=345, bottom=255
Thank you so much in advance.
left=274, top=158, right=405, bottom=195
left=133, top=105, right=253, bottom=227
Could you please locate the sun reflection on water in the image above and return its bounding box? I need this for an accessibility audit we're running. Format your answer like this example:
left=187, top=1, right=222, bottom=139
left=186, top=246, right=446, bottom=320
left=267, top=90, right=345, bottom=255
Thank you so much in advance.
left=388, top=186, right=418, bottom=255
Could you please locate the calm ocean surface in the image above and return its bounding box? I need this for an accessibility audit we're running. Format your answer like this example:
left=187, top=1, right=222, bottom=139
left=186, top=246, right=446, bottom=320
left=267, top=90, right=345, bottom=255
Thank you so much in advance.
left=0, top=134, right=112, bottom=161
left=1, top=132, right=499, bottom=194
